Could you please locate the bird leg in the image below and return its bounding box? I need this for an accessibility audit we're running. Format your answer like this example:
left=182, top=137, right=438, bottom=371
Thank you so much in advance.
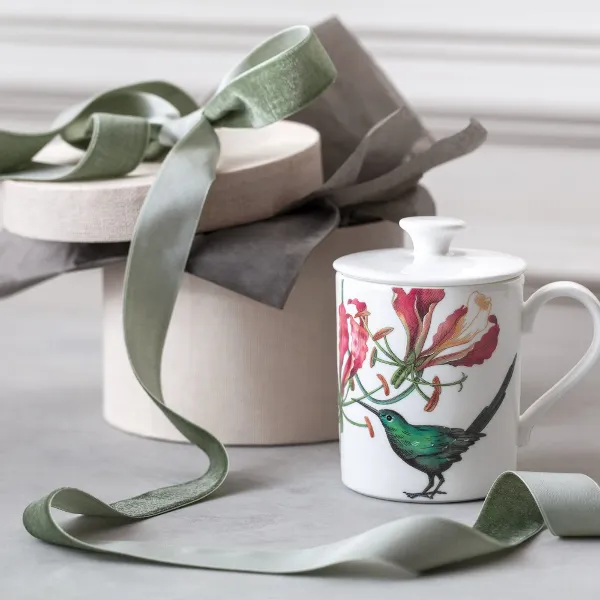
left=426, top=474, right=447, bottom=499
left=404, top=474, right=435, bottom=499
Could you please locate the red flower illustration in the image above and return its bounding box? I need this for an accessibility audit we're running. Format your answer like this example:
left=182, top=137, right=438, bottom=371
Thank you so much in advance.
left=338, top=286, right=501, bottom=428
left=392, top=288, right=499, bottom=369
left=392, top=288, right=445, bottom=357
left=338, top=299, right=369, bottom=389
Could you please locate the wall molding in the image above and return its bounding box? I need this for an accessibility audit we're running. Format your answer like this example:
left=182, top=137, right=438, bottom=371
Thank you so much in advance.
left=2, top=14, right=600, bottom=146
left=4, top=14, right=600, bottom=54
left=1, top=7, right=599, bottom=285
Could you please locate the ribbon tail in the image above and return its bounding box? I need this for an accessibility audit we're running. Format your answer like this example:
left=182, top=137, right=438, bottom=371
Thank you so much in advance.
left=22, top=470, right=600, bottom=574
left=21, top=113, right=229, bottom=539
left=121, top=112, right=230, bottom=514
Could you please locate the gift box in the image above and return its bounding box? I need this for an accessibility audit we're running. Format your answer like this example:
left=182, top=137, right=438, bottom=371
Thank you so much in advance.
left=0, top=18, right=485, bottom=444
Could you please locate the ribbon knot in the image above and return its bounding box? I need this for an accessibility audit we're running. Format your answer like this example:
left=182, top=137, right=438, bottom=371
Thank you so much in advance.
left=157, top=110, right=206, bottom=148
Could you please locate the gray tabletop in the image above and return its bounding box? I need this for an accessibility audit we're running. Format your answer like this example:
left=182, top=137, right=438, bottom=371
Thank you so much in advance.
left=2, top=271, right=600, bottom=599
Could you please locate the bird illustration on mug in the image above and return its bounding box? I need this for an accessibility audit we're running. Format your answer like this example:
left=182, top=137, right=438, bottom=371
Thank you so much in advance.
left=355, top=356, right=516, bottom=499
left=337, top=285, right=513, bottom=499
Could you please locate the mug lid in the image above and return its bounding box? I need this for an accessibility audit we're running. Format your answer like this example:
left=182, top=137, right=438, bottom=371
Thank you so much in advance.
left=333, top=216, right=526, bottom=286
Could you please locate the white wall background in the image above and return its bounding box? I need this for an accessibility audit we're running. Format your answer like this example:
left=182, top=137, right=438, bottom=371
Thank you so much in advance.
left=1, top=0, right=599, bottom=285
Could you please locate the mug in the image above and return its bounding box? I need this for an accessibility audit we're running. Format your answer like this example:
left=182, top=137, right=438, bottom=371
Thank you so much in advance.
left=335, top=272, right=600, bottom=502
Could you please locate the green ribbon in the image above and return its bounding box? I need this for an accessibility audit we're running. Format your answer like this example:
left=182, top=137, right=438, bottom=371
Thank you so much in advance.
left=2, top=25, right=600, bottom=576
left=6, top=23, right=337, bottom=554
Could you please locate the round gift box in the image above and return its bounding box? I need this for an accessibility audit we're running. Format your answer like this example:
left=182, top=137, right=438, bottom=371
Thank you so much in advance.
left=2, top=121, right=323, bottom=242
left=2, top=121, right=403, bottom=444
left=103, top=220, right=403, bottom=444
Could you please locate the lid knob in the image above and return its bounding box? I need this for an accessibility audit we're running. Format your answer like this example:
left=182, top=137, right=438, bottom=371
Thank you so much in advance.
left=400, top=216, right=466, bottom=258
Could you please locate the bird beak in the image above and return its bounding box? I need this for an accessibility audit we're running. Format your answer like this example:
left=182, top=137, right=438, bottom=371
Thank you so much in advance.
left=354, top=399, right=379, bottom=416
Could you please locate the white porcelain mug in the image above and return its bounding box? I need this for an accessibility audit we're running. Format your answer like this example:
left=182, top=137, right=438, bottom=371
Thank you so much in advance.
left=333, top=217, right=600, bottom=502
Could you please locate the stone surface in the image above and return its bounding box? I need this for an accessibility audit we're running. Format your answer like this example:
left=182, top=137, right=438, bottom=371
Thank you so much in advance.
left=1, top=270, right=600, bottom=598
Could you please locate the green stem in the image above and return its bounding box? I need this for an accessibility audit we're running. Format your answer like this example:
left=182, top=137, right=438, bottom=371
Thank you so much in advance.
left=369, top=334, right=396, bottom=362
left=384, top=336, right=404, bottom=365
left=375, top=357, right=397, bottom=366
left=337, top=349, right=350, bottom=391
left=373, top=383, right=416, bottom=405
left=342, top=384, right=383, bottom=406
left=354, top=375, right=416, bottom=405
left=338, top=379, right=350, bottom=431
left=411, top=372, right=468, bottom=391
left=364, top=324, right=403, bottom=365
left=342, top=410, right=368, bottom=427
left=413, top=381, right=430, bottom=402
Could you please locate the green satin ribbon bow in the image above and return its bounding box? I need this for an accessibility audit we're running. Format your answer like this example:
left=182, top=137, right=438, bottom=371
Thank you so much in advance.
left=2, top=25, right=600, bottom=576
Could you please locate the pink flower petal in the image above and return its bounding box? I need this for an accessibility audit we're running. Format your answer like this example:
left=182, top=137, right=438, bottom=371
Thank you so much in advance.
left=341, top=355, right=353, bottom=389
left=425, top=305, right=468, bottom=353
left=443, top=315, right=500, bottom=367
left=338, top=302, right=349, bottom=375
left=414, top=289, right=445, bottom=321
left=392, top=288, right=445, bottom=356
left=392, top=289, right=420, bottom=350
left=348, top=298, right=367, bottom=313
left=339, top=298, right=370, bottom=388
left=347, top=313, right=369, bottom=380
left=413, top=292, right=445, bottom=354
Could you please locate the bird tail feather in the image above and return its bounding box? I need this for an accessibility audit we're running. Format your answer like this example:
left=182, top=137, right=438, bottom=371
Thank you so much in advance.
left=466, top=355, right=517, bottom=434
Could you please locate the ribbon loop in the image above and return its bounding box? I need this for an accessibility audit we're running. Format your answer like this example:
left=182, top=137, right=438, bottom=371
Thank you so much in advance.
left=28, top=114, right=149, bottom=182
left=206, top=26, right=336, bottom=128
left=0, top=82, right=199, bottom=179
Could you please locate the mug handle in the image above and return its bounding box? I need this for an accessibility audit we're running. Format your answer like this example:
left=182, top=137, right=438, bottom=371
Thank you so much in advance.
left=518, top=281, right=600, bottom=446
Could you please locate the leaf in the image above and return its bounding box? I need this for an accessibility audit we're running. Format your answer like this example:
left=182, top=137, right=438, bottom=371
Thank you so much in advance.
left=373, top=327, right=394, bottom=341
left=369, top=347, right=378, bottom=368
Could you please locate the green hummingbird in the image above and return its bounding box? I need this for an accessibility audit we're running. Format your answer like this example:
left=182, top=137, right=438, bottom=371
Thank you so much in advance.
left=355, top=355, right=516, bottom=499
